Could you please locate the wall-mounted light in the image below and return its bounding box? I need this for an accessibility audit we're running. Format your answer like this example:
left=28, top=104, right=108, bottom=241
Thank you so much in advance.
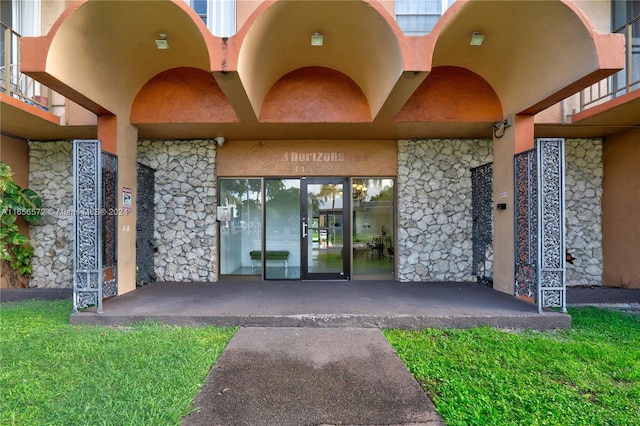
left=470, top=31, right=484, bottom=46
left=155, top=33, right=169, bottom=50
left=311, top=32, right=323, bottom=46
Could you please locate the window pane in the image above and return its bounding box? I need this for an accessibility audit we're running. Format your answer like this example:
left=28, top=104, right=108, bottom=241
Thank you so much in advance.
left=352, top=178, right=395, bottom=278
left=395, top=0, right=441, bottom=15
left=396, top=0, right=457, bottom=35
left=193, top=0, right=207, bottom=23
left=211, top=0, right=237, bottom=37
left=219, top=179, right=262, bottom=275
left=265, top=179, right=301, bottom=279
left=397, top=15, right=440, bottom=35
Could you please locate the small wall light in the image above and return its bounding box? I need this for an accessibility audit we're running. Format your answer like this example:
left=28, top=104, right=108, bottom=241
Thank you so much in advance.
left=311, top=32, right=323, bottom=46
left=470, top=31, right=484, bottom=46
left=155, top=33, right=169, bottom=50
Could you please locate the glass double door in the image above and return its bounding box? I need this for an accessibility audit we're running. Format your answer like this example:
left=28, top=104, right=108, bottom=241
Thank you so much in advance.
left=219, top=176, right=395, bottom=280
left=265, top=177, right=350, bottom=280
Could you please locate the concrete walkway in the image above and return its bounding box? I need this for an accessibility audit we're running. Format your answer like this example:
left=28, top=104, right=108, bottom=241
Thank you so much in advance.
left=67, top=280, right=572, bottom=330
left=182, top=327, right=445, bottom=426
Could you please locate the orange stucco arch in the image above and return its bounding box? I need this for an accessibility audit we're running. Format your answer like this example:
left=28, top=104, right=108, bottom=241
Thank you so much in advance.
left=429, top=0, right=624, bottom=117
left=131, top=68, right=239, bottom=124
left=234, top=0, right=408, bottom=120
left=19, top=0, right=623, bottom=140
left=22, top=0, right=214, bottom=115
left=260, top=67, right=371, bottom=123
left=395, top=66, right=502, bottom=123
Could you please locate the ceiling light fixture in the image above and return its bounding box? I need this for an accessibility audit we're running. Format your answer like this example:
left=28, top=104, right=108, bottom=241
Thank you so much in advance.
left=156, top=33, right=169, bottom=50
left=470, top=31, right=484, bottom=46
left=311, top=32, right=323, bottom=46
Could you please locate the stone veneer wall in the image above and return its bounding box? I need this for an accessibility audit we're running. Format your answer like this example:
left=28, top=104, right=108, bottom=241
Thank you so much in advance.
left=564, top=138, right=602, bottom=285
left=397, top=139, right=493, bottom=281
left=396, top=138, right=602, bottom=285
left=28, top=141, right=74, bottom=288
left=25, top=137, right=601, bottom=288
left=137, top=140, right=217, bottom=281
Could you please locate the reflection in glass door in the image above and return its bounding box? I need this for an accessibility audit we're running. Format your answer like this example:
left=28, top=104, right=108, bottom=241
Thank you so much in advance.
left=302, top=178, right=350, bottom=280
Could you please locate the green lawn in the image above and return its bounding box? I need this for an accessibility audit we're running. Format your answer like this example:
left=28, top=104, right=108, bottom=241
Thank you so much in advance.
left=385, top=307, right=640, bottom=426
left=2, top=301, right=638, bottom=425
left=0, top=300, right=235, bottom=426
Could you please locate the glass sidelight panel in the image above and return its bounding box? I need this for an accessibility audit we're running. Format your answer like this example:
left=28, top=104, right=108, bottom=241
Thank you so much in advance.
left=352, top=178, right=395, bottom=278
left=265, top=179, right=301, bottom=279
left=219, top=179, right=262, bottom=275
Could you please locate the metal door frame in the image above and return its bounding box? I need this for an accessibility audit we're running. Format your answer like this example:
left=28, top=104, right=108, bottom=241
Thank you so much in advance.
left=301, top=177, right=351, bottom=280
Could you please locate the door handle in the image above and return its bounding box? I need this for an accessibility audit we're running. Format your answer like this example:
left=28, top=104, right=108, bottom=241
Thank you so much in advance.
left=302, top=221, right=308, bottom=239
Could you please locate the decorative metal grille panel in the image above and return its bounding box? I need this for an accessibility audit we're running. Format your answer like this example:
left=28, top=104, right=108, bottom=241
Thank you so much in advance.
left=514, top=140, right=567, bottom=314
left=514, top=149, right=537, bottom=300
left=536, top=138, right=566, bottom=313
left=102, top=152, right=118, bottom=299
left=73, top=140, right=103, bottom=312
left=471, top=163, right=493, bottom=287
left=136, top=163, right=156, bottom=285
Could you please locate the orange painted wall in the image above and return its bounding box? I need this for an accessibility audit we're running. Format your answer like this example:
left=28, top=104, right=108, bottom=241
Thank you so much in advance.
left=395, top=66, right=502, bottom=123
left=260, top=67, right=371, bottom=123
left=602, top=129, right=640, bottom=288
left=98, top=115, right=118, bottom=154
left=0, top=135, right=29, bottom=188
left=131, top=67, right=239, bottom=124
left=514, top=115, right=534, bottom=153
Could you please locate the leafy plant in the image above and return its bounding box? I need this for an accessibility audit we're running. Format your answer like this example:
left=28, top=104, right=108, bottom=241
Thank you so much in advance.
left=0, top=161, right=42, bottom=277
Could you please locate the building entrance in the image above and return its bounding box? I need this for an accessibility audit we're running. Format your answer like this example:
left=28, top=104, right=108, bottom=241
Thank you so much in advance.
left=218, top=177, right=394, bottom=281
left=263, top=178, right=349, bottom=280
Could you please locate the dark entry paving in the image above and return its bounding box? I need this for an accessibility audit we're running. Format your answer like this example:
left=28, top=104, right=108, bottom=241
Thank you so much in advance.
left=0, top=287, right=72, bottom=303
left=70, top=280, right=571, bottom=330
left=567, top=285, right=640, bottom=306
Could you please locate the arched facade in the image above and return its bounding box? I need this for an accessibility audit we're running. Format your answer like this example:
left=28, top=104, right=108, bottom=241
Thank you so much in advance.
left=16, top=0, right=626, bottom=297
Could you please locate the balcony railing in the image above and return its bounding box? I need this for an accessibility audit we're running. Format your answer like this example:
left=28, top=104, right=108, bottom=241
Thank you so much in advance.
left=580, top=16, right=640, bottom=111
left=1, top=21, right=52, bottom=111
